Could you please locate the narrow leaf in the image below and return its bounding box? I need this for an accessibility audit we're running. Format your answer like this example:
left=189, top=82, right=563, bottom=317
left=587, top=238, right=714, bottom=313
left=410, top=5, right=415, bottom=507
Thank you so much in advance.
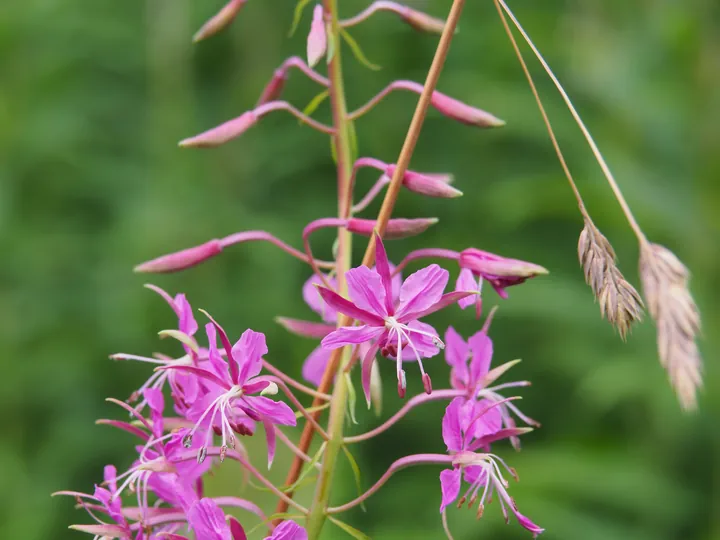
left=328, top=516, right=371, bottom=540
left=289, top=0, right=311, bottom=37
left=339, top=28, right=381, bottom=71
left=341, top=445, right=366, bottom=511
left=345, top=373, right=358, bottom=425
left=301, top=89, right=330, bottom=121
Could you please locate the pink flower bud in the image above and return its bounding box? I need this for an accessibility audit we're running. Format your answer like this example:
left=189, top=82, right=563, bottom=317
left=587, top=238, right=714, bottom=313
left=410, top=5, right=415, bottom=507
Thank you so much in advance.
left=179, top=111, right=257, bottom=148
left=193, top=0, right=247, bottom=43
left=307, top=5, right=327, bottom=68
left=385, top=164, right=461, bottom=198
left=256, top=69, right=288, bottom=106
left=459, top=248, right=547, bottom=298
left=347, top=217, right=438, bottom=239
left=401, top=7, right=446, bottom=34
left=135, top=240, right=223, bottom=273
left=431, top=92, right=505, bottom=128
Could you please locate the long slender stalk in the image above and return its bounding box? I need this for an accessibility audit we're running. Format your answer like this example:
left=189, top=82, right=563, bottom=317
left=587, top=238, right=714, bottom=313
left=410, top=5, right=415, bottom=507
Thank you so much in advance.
left=277, top=0, right=467, bottom=534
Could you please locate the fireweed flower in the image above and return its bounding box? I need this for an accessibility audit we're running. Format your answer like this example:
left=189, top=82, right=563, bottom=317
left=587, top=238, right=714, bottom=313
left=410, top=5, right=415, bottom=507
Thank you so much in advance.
left=440, top=398, right=543, bottom=537
left=264, top=520, right=308, bottom=540
left=457, top=248, right=548, bottom=302
left=112, top=285, right=201, bottom=412
left=445, top=322, right=539, bottom=449
left=184, top=498, right=247, bottom=540
left=319, top=235, right=473, bottom=400
left=167, top=319, right=296, bottom=467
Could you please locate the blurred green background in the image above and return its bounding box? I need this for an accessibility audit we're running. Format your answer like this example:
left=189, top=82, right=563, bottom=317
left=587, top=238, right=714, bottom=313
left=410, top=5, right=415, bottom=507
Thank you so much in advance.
left=1, top=0, right=717, bottom=538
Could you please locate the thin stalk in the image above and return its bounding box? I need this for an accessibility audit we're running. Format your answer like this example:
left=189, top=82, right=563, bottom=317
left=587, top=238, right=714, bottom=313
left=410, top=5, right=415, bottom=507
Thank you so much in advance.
left=495, top=0, right=648, bottom=245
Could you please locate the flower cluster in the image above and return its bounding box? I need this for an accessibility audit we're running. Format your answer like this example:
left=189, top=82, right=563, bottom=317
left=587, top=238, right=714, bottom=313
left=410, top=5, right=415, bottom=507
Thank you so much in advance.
left=57, top=1, right=553, bottom=539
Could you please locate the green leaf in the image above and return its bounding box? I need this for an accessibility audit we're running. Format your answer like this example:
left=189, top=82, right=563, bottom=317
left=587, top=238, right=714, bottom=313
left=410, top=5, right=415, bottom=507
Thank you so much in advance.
left=345, top=372, right=358, bottom=425
left=288, top=0, right=311, bottom=37
left=339, top=28, right=381, bottom=71
left=284, top=441, right=326, bottom=493
left=301, top=89, right=330, bottom=124
left=294, top=402, right=330, bottom=419
left=328, top=516, right=371, bottom=540
left=341, top=445, right=366, bottom=511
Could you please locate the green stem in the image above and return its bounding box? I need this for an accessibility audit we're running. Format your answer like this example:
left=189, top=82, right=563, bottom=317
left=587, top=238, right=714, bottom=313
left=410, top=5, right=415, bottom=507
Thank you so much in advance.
left=305, top=0, right=354, bottom=537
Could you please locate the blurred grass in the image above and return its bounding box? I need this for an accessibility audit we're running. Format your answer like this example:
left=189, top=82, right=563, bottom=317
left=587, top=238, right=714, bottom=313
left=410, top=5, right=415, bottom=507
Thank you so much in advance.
left=0, top=0, right=718, bottom=539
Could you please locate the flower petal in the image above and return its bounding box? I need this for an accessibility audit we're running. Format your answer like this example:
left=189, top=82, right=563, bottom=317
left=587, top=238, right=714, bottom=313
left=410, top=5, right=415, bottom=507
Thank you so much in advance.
left=374, top=234, right=396, bottom=314
left=302, top=346, right=332, bottom=386
left=265, top=520, right=308, bottom=540
left=396, top=264, right=449, bottom=319
left=188, top=498, right=231, bottom=540
left=175, top=293, right=199, bottom=336
left=302, top=274, right=337, bottom=323
left=361, top=343, right=379, bottom=407
left=321, top=325, right=385, bottom=350
left=247, top=396, right=297, bottom=426
left=346, top=265, right=388, bottom=317
left=514, top=510, right=545, bottom=537
left=455, top=268, right=479, bottom=309
left=404, top=320, right=440, bottom=359
left=442, top=397, right=465, bottom=452
left=203, top=311, right=239, bottom=383
left=316, top=286, right=385, bottom=326
left=262, top=416, right=277, bottom=469
left=444, top=326, right=469, bottom=388
left=233, top=329, right=268, bottom=385
left=439, top=468, right=462, bottom=511
left=400, top=290, right=474, bottom=321
left=276, top=317, right=335, bottom=339
left=468, top=331, right=493, bottom=388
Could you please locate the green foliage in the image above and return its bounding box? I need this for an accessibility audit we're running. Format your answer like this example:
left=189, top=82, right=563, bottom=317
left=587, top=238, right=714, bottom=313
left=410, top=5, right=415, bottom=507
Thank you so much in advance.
left=0, top=0, right=717, bottom=539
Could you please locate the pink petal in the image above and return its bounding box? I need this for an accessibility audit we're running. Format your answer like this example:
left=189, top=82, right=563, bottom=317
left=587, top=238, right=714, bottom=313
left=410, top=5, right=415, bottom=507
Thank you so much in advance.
left=230, top=516, right=248, bottom=540
left=204, top=312, right=238, bottom=383
left=262, top=416, right=277, bottom=469
left=316, top=286, right=385, bottom=326
left=302, top=274, right=338, bottom=323
left=302, top=346, right=332, bottom=386
left=404, top=320, right=440, bottom=358
left=514, top=510, right=544, bottom=537
left=175, top=293, right=199, bottom=336
left=442, top=397, right=465, bottom=452
left=247, top=396, right=297, bottom=426
left=234, top=329, right=268, bottom=385
left=277, top=317, right=335, bottom=339
left=346, top=265, right=387, bottom=317
left=188, top=499, right=231, bottom=540
left=373, top=234, right=396, bottom=314
left=321, top=325, right=385, bottom=349
left=455, top=268, right=478, bottom=309
left=205, top=323, right=231, bottom=383
left=444, top=326, right=469, bottom=385
left=468, top=331, right=493, bottom=388
left=265, top=520, right=308, bottom=540
left=396, top=264, right=448, bottom=319
left=439, top=468, right=462, bottom=511
left=401, top=290, right=474, bottom=321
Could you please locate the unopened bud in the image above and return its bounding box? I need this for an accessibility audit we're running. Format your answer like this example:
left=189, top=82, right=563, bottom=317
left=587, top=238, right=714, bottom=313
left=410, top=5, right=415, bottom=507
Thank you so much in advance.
left=386, top=165, right=461, bottom=198
left=430, top=91, right=505, bottom=128
left=422, top=373, right=432, bottom=394
left=401, top=7, right=446, bottom=34
left=307, top=5, right=327, bottom=67
left=257, top=69, right=288, bottom=106
left=193, top=0, right=247, bottom=43
left=179, top=111, right=258, bottom=148
left=134, top=240, right=223, bottom=273
left=459, top=248, right=547, bottom=298
left=347, top=217, right=438, bottom=239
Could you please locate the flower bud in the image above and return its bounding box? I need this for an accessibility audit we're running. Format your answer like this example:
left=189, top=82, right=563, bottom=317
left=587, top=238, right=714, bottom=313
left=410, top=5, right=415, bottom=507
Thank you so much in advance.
left=401, top=7, right=446, bottom=34
left=134, top=240, right=223, bottom=273
left=459, top=248, right=547, bottom=298
left=347, top=217, right=438, bottom=239
left=422, top=373, right=433, bottom=394
left=179, top=111, right=258, bottom=148
left=431, top=92, right=505, bottom=127
left=307, top=5, right=327, bottom=68
left=256, top=69, right=288, bottom=106
left=385, top=164, right=461, bottom=198
left=193, top=0, right=247, bottom=42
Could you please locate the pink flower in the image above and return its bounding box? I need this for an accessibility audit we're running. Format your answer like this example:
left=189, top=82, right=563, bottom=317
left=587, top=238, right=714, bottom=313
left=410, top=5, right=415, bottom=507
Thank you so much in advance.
left=306, top=5, right=327, bottom=67
left=440, top=398, right=542, bottom=537
left=458, top=248, right=547, bottom=300
left=187, top=499, right=247, bottom=540
left=264, top=520, right=308, bottom=540
left=445, top=323, right=539, bottom=449
left=319, top=234, right=473, bottom=400
left=167, top=318, right=296, bottom=468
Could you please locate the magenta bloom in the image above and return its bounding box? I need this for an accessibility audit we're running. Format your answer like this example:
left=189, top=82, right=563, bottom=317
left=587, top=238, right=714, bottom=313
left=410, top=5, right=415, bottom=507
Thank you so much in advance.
left=264, top=520, right=308, bottom=540
left=445, top=324, right=539, bottom=449
left=457, top=248, right=547, bottom=301
left=167, top=318, right=296, bottom=468
left=186, top=498, right=248, bottom=540
left=319, top=235, right=472, bottom=400
left=440, top=398, right=542, bottom=537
